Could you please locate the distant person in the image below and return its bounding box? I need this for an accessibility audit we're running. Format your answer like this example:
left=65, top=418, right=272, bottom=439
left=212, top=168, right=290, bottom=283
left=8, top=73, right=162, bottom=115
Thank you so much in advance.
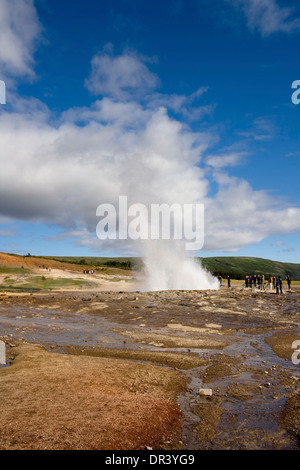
left=218, top=275, right=222, bottom=287
left=245, top=276, right=248, bottom=287
left=262, top=275, right=265, bottom=290
left=286, top=275, right=291, bottom=290
left=253, top=275, right=257, bottom=288
left=272, top=276, right=276, bottom=289
left=267, top=276, right=272, bottom=290
left=249, top=275, right=252, bottom=288
left=279, top=276, right=283, bottom=294
left=275, top=277, right=283, bottom=295
left=227, top=275, right=231, bottom=288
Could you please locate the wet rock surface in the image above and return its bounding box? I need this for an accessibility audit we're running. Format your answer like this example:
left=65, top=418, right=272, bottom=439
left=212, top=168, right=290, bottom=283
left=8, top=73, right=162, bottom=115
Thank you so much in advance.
left=0, top=286, right=299, bottom=450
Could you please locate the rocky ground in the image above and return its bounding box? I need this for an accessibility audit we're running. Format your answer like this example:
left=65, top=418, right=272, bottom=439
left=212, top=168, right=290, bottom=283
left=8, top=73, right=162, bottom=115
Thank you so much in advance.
left=0, top=278, right=299, bottom=450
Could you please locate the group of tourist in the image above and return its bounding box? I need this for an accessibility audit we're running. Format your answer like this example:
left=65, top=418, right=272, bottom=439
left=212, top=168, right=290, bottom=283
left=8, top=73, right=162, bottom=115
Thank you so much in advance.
left=245, top=274, right=291, bottom=294
left=244, top=274, right=292, bottom=294
left=244, top=274, right=265, bottom=289
left=41, top=264, right=51, bottom=272
left=218, top=274, right=292, bottom=294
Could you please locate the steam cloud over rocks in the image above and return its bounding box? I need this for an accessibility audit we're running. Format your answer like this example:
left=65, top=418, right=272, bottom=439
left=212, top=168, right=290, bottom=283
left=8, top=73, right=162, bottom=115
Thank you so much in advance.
left=141, top=241, right=219, bottom=291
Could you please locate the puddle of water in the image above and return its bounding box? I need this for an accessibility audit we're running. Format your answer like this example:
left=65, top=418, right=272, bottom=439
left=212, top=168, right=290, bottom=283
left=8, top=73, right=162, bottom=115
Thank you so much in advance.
left=0, top=361, right=11, bottom=369
left=177, top=367, right=205, bottom=449
left=0, top=306, right=130, bottom=349
left=177, top=331, right=300, bottom=450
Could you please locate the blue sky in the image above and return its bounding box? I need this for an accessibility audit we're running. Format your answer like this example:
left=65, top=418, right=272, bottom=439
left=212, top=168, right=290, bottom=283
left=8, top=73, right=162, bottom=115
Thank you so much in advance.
left=0, top=0, right=300, bottom=262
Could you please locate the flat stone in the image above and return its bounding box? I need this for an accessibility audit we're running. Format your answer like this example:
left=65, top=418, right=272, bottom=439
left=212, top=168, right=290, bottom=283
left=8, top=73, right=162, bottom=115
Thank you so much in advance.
left=199, top=388, right=213, bottom=396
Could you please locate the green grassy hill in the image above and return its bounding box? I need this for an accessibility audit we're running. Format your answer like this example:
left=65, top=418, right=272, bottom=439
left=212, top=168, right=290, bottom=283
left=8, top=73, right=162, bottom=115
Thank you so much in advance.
left=199, top=256, right=300, bottom=280
left=41, top=255, right=141, bottom=271
left=39, top=255, right=300, bottom=280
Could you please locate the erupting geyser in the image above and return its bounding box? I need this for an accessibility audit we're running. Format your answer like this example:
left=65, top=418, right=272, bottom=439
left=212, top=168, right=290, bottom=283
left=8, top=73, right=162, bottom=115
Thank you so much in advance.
left=95, top=109, right=220, bottom=291
left=138, top=240, right=219, bottom=291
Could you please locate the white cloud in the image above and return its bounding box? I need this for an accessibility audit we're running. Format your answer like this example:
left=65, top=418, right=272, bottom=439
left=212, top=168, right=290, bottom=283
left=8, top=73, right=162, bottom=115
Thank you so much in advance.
left=237, top=117, right=276, bottom=142
left=206, top=151, right=247, bottom=168
left=0, top=0, right=42, bottom=79
left=61, top=98, right=150, bottom=128
left=85, top=45, right=160, bottom=101
left=149, top=88, right=215, bottom=122
left=230, top=0, right=300, bottom=36
left=203, top=174, right=300, bottom=251
left=0, top=96, right=209, bottom=227
left=84, top=47, right=214, bottom=124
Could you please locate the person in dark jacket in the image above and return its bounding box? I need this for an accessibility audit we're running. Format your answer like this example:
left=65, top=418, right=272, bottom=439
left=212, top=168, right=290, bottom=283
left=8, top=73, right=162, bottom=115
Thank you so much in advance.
left=276, top=277, right=283, bottom=294
left=279, top=276, right=283, bottom=294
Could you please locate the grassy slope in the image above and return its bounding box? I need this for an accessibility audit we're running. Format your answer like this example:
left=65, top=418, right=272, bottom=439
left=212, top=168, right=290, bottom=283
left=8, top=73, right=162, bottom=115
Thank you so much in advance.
left=0, top=276, right=96, bottom=292
left=41, top=256, right=141, bottom=270
left=39, top=255, right=300, bottom=280
left=199, top=256, right=300, bottom=280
